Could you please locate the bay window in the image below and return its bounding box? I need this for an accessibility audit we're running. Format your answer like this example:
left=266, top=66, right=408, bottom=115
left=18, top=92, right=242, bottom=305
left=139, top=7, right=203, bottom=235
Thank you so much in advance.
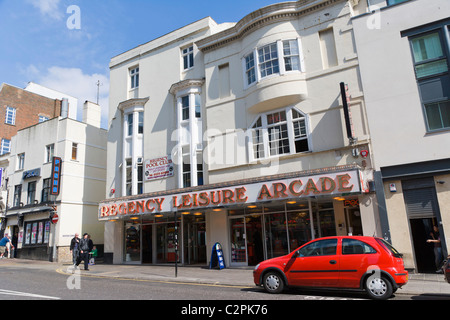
left=244, top=38, right=302, bottom=87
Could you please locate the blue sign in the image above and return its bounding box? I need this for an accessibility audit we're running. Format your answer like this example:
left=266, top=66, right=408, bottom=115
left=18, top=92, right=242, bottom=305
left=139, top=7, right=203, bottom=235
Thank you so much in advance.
left=51, top=157, right=62, bottom=196
left=209, top=242, right=226, bottom=270
left=22, top=168, right=41, bottom=180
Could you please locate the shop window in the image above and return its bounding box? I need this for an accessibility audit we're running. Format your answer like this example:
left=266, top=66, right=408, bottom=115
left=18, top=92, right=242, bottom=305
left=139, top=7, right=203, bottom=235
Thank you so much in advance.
left=23, top=220, right=51, bottom=246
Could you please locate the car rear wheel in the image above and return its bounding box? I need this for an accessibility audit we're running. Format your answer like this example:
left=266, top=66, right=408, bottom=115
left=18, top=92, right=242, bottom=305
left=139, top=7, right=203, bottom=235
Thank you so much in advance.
left=365, top=275, right=393, bottom=300
left=263, top=271, right=285, bottom=294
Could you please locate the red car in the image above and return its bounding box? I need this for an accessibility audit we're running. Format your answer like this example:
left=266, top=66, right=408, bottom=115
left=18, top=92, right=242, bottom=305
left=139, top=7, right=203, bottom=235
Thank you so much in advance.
left=253, top=236, right=408, bottom=300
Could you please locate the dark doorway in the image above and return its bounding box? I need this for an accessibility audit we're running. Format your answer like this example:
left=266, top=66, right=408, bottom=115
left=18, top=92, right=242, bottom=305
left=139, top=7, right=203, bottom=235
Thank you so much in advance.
left=142, top=225, right=152, bottom=264
left=410, top=218, right=436, bottom=273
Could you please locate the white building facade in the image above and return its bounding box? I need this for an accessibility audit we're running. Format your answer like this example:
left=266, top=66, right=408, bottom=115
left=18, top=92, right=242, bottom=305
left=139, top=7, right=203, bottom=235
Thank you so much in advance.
left=101, top=0, right=380, bottom=267
left=3, top=102, right=107, bottom=262
left=352, top=0, right=450, bottom=272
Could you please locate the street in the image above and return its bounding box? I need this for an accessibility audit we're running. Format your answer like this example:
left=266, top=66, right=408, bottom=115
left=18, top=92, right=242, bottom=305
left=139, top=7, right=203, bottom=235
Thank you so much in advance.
left=0, top=262, right=448, bottom=304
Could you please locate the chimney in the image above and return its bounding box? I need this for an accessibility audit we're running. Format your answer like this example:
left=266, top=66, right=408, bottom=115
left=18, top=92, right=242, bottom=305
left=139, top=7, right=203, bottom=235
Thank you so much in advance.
left=83, top=101, right=101, bottom=127
left=61, top=98, right=69, bottom=119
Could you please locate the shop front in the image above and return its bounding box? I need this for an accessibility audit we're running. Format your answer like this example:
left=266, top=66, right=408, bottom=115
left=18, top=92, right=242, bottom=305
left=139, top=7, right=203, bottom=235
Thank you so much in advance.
left=99, top=166, right=373, bottom=266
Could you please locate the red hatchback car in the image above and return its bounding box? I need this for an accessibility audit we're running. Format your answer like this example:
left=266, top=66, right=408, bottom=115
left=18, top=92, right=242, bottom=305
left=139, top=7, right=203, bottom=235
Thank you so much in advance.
left=254, top=236, right=408, bottom=300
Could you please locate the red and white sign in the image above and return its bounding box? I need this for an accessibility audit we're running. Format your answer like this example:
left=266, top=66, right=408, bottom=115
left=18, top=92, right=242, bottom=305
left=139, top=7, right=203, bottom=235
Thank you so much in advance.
left=52, top=213, right=59, bottom=224
left=99, top=169, right=365, bottom=220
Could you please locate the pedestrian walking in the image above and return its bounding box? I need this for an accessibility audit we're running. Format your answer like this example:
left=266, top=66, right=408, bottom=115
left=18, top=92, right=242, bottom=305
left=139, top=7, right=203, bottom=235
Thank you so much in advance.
left=70, top=233, right=80, bottom=265
left=0, top=234, right=13, bottom=259
left=75, top=233, right=93, bottom=270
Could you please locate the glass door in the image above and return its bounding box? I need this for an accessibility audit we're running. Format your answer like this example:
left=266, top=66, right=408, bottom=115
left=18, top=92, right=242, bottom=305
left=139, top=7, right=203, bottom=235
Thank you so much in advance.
left=184, top=215, right=206, bottom=265
left=124, top=222, right=140, bottom=263
left=230, top=218, right=246, bottom=264
left=246, top=215, right=264, bottom=266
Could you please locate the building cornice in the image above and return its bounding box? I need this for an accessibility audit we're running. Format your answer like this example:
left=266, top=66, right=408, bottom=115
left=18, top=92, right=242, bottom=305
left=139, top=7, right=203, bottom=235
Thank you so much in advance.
left=169, top=79, right=205, bottom=96
left=117, top=97, right=149, bottom=112
left=197, top=0, right=346, bottom=53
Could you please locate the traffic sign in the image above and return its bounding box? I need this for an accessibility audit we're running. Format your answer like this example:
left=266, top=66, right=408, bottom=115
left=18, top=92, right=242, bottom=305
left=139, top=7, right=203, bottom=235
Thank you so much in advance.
left=52, top=213, right=59, bottom=224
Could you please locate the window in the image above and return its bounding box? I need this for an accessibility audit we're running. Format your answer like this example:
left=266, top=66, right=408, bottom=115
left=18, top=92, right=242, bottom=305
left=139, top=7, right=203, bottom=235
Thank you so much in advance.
left=71, top=143, right=78, bottom=160
left=387, top=0, right=409, bottom=5
left=23, top=220, right=50, bottom=246
left=138, top=112, right=144, bottom=134
left=250, top=107, right=310, bottom=161
left=342, top=238, right=377, bottom=255
left=283, top=40, right=300, bottom=72
left=17, top=153, right=25, bottom=170
left=130, top=67, right=139, bottom=89
left=244, top=39, right=303, bottom=86
left=126, top=158, right=132, bottom=196
left=1, top=139, right=10, bottom=155
left=245, top=52, right=256, bottom=86
left=13, top=185, right=21, bottom=207
left=411, top=32, right=448, bottom=79
left=127, top=113, right=133, bottom=136
left=46, top=144, right=54, bottom=163
left=137, top=163, right=143, bottom=195
left=27, top=181, right=36, bottom=205
left=181, top=96, right=190, bottom=121
left=258, top=43, right=280, bottom=78
left=182, top=146, right=191, bottom=188
left=404, top=22, right=450, bottom=132
left=297, top=239, right=337, bottom=257
left=39, top=115, right=49, bottom=123
left=182, top=45, right=194, bottom=70
left=424, top=100, right=450, bottom=131
left=41, top=178, right=51, bottom=203
left=5, top=106, right=16, bottom=125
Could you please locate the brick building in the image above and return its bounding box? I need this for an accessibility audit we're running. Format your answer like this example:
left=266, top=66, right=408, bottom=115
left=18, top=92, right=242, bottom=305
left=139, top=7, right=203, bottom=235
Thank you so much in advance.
left=0, top=83, right=62, bottom=155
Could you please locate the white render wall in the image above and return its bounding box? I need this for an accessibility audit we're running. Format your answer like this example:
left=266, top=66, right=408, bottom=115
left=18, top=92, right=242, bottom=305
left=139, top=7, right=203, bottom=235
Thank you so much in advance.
left=352, top=0, right=450, bottom=170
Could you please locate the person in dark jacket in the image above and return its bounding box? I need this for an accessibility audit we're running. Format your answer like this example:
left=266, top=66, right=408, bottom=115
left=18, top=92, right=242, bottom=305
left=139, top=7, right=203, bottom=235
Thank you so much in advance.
left=75, top=233, right=93, bottom=271
left=70, top=233, right=80, bottom=265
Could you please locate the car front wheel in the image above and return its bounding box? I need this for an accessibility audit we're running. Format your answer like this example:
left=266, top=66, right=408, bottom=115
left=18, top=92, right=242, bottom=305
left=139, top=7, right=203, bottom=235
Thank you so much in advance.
left=262, top=271, right=285, bottom=294
left=365, top=275, right=393, bottom=300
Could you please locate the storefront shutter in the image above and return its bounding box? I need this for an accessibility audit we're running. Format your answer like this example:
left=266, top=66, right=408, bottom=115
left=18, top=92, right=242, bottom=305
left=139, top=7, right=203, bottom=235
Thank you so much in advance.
left=402, top=178, right=439, bottom=219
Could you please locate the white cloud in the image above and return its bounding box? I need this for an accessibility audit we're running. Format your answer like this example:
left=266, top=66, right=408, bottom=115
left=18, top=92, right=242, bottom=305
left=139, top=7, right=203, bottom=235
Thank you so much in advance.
left=31, top=66, right=109, bottom=128
left=27, top=0, right=63, bottom=20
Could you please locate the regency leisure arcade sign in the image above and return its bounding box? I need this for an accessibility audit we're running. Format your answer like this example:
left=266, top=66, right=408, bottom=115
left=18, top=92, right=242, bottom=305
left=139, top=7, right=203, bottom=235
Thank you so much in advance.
left=98, top=169, right=367, bottom=221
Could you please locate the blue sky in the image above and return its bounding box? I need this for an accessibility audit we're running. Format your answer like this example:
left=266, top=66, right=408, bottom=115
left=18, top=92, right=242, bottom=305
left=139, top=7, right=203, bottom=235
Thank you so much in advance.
left=0, top=0, right=286, bottom=127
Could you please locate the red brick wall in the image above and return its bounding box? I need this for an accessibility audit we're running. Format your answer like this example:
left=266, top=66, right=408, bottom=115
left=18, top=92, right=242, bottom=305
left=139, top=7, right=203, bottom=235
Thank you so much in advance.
left=0, top=84, right=62, bottom=141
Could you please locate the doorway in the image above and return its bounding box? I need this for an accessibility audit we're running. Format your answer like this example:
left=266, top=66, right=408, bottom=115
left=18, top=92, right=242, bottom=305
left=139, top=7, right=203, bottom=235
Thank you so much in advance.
left=410, top=218, right=437, bottom=273
left=142, top=225, right=152, bottom=264
left=183, top=215, right=206, bottom=265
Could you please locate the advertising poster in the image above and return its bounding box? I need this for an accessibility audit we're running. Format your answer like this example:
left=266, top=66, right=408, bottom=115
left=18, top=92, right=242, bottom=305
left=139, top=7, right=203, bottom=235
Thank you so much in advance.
left=144, top=156, right=174, bottom=181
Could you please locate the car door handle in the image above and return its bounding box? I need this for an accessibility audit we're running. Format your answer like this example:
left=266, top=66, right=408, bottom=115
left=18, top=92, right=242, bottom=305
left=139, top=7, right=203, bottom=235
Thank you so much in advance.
left=329, top=260, right=337, bottom=265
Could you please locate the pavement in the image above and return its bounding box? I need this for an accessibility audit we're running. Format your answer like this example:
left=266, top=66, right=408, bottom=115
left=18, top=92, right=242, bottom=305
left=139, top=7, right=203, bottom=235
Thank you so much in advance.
left=1, top=258, right=450, bottom=298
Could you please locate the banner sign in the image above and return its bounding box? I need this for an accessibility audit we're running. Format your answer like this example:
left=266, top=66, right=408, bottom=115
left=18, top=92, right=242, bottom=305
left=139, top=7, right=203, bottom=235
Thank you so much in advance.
left=99, top=169, right=366, bottom=220
left=51, top=157, right=62, bottom=196
left=144, top=156, right=174, bottom=181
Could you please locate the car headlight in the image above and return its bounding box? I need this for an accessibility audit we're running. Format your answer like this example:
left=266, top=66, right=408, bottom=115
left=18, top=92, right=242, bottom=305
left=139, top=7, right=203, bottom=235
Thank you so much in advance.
left=254, top=264, right=260, bottom=271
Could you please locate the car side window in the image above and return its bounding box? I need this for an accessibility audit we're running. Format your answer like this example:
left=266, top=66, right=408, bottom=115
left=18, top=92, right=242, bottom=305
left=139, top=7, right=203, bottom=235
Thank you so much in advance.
left=298, top=239, right=337, bottom=257
left=342, top=239, right=377, bottom=255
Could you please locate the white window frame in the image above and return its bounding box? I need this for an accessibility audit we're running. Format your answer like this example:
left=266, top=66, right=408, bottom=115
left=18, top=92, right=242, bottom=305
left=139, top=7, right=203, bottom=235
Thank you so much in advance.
left=243, top=38, right=304, bottom=89
left=1, top=139, right=10, bottom=155
left=17, top=153, right=25, bottom=170
left=182, top=45, right=194, bottom=71
left=130, top=67, right=139, bottom=89
left=5, top=106, right=16, bottom=125
left=45, top=144, right=54, bottom=163
left=248, top=106, right=311, bottom=162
